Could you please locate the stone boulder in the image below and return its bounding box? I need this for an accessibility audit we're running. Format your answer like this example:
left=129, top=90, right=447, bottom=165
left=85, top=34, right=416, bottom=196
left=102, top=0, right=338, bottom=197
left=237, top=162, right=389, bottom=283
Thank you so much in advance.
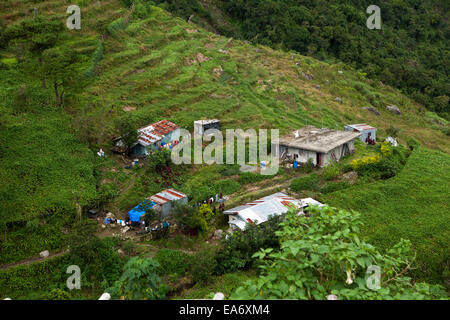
left=363, top=106, right=380, bottom=116
left=40, top=250, right=49, bottom=258
left=334, top=97, right=343, bottom=104
left=386, top=105, right=401, bottom=115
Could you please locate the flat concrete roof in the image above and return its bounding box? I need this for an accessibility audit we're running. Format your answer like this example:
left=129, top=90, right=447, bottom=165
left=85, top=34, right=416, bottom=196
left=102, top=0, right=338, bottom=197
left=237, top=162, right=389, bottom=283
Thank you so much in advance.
left=274, top=126, right=361, bottom=153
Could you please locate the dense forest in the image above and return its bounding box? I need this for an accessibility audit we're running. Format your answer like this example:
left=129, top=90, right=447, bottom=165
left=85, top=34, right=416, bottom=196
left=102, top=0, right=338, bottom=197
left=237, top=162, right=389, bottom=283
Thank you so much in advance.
left=153, top=0, right=450, bottom=118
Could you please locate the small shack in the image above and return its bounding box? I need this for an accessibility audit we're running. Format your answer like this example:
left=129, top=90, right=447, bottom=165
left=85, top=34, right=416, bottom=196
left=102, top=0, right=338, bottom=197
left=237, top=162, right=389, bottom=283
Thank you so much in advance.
left=194, top=119, right=221, bottom=135
left=114, top=120, right=180, bottom=157
left=272, top=126, right=361, bottom=167
left=344, top=124, right=377, bottom=145
left=149, top=189, right=188, bottom=218
left=223, top=192, right=323, bottom=231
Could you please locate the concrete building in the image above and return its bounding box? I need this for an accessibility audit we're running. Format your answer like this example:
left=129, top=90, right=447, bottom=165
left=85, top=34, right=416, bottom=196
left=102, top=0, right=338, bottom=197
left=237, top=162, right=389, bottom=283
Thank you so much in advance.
left=272, top=126, right=361, bottom=167
left=114, top=120, right=180, bottom=157
left=149, top=189, right=188, bottom=218
left=344, top=124, right=377, bottom=145
left=223, top=192, right=323, bottom=231
left=194, top=119, right=221, bottom=135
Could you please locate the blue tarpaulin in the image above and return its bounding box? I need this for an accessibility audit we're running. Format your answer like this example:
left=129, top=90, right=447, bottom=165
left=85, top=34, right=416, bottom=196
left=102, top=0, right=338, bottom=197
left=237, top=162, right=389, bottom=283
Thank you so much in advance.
left=128, top=199, right=156, bottom=222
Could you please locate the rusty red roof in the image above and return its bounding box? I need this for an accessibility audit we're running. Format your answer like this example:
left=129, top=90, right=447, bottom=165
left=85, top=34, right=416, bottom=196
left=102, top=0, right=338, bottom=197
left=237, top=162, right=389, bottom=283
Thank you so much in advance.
left=137, top=120, right=179, bottom=146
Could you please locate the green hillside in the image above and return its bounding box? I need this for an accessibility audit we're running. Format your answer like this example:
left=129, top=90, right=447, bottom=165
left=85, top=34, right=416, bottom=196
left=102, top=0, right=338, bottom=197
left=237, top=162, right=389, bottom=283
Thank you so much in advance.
left=154, top=0, right=450, bottom=118
left=322, top=147, right=450, bottom=285
left=0, top=0, right=449, bottom=298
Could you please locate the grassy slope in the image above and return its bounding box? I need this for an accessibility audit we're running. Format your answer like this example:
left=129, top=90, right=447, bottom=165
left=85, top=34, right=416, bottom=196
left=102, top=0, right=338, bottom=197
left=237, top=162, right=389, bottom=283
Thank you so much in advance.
left=0, top=1, right=449, bottom=285
left=79, top=5, right=450, bottom=153
left=322, top=147, right=450, bottom=285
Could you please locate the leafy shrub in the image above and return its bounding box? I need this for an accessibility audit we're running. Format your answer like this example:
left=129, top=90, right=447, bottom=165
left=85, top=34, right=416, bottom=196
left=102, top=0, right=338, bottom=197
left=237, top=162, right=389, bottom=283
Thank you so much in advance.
left=198, top=204, right=214, bottom=222
left=154, top=249, right=189, bottom=276
left=214, top=214, right=284, bottom=274
left=290, top=173, right=320, bottom=192
left=231, top=206, right=448, bottom=300
left=351, top=155, right=381, bottom=171
left=146, top=148, right=172, bottom=172
left=108, top=257, right=168, bottom=300
left=43, top=288, right=71, bottom=300
left=188, top=249, right=217, bottom=284
left=303, top=158, right=314, bottom=173
left=172, top=203, right=208, bottom=236
left=323, top=162, right=340, bottom=181
left=380, top=142, right=393, bottom=157
left=213, top=179, right=241, bottom=195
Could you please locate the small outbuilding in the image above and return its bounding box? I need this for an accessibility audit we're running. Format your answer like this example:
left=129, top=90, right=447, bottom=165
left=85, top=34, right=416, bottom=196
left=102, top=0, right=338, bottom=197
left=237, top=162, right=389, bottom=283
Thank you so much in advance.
left=114, top=120, right=180, bottom=157
left=149, top=189, right=188, bottom=218
left=272, top=126, right=361, bottom=167
left=194, top=119, right=221, bottom=135
left=344, top=124, right=377, bottom=145
left=223, top=192, right=323, bottom=231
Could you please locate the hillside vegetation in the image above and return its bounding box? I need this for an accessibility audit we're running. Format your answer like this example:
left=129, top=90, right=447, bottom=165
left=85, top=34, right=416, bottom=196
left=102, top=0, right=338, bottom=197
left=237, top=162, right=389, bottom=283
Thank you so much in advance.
left=322, top=147, right=450, bottom=286
left=154, top=0, right=450, bottom=118
left=0, top=0, right=448, bottom=297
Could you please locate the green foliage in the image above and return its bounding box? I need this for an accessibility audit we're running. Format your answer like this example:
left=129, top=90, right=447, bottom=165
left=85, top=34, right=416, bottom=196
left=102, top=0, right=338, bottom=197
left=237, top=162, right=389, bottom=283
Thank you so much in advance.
left=303, top=158, right=314, bottom=173
left=107, top=18, right=127, bottom=35
left=213, top=179, right=241, bottom=195
left=323, top=161, right=340, bottom=181
left=238, top=172, right=268, bottom=184
left=323, top=147, right=450, bottom=286
left=352, top=143, right=407, bottom=180
left=290, top=173, right=320, bottom=192
left=154, top=248, right=189, bottom=276
left=43, top=288, right=72, bottom=300
left=214, top=214, right=284, bottom=275
left=114, top=114, right=139, bottom=152
left=172, top=203, right=208, bottom=235
left=142, top=207, right=159, bottom=226
left=83, top=41, right=104, bottom=78
left=198, top=203, right=214, bottom=222
left=0, top=255, right=72, bottom=299
left=187, top=249, right=217, bottom=284
left=108, top=257, right=168, bottom=300
left=68, top=221, right=122, bottom=287
left=41, top=46, right=79, bottom=106
left=146, top=148, right=172, bottom=172
left=320, top=181, right=351, bottom=194
left=231, top=206, right=447, bottom=300
left=386, top=126, right=400, bottom=138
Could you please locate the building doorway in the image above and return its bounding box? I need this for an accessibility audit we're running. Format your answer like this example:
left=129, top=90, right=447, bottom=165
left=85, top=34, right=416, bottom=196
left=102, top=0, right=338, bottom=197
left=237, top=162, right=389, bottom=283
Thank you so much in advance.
left=316, top=153, right=322, bottom=166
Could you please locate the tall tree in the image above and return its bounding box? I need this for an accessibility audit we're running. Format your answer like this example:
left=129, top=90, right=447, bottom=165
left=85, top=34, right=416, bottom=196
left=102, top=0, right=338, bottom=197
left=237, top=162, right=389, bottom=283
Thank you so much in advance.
left=5, top=16, right=63, bottom=88
left=41, top=47, right=78, bottom=107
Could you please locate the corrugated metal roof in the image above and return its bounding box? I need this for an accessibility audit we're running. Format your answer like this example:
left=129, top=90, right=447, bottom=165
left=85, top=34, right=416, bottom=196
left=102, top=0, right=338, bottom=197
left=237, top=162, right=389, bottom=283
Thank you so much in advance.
left=137, top=120, right=179, bottom=146
left=224, top=192, right=323, bottom=230
left=345, top=124, right=377, bottom=131
left=149, top=188, right=187, bottom=205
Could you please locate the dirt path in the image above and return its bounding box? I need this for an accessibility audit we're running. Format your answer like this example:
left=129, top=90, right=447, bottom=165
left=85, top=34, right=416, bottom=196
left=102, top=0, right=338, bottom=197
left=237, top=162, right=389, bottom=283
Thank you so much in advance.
left=0, top=249, right=69, bottom=271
